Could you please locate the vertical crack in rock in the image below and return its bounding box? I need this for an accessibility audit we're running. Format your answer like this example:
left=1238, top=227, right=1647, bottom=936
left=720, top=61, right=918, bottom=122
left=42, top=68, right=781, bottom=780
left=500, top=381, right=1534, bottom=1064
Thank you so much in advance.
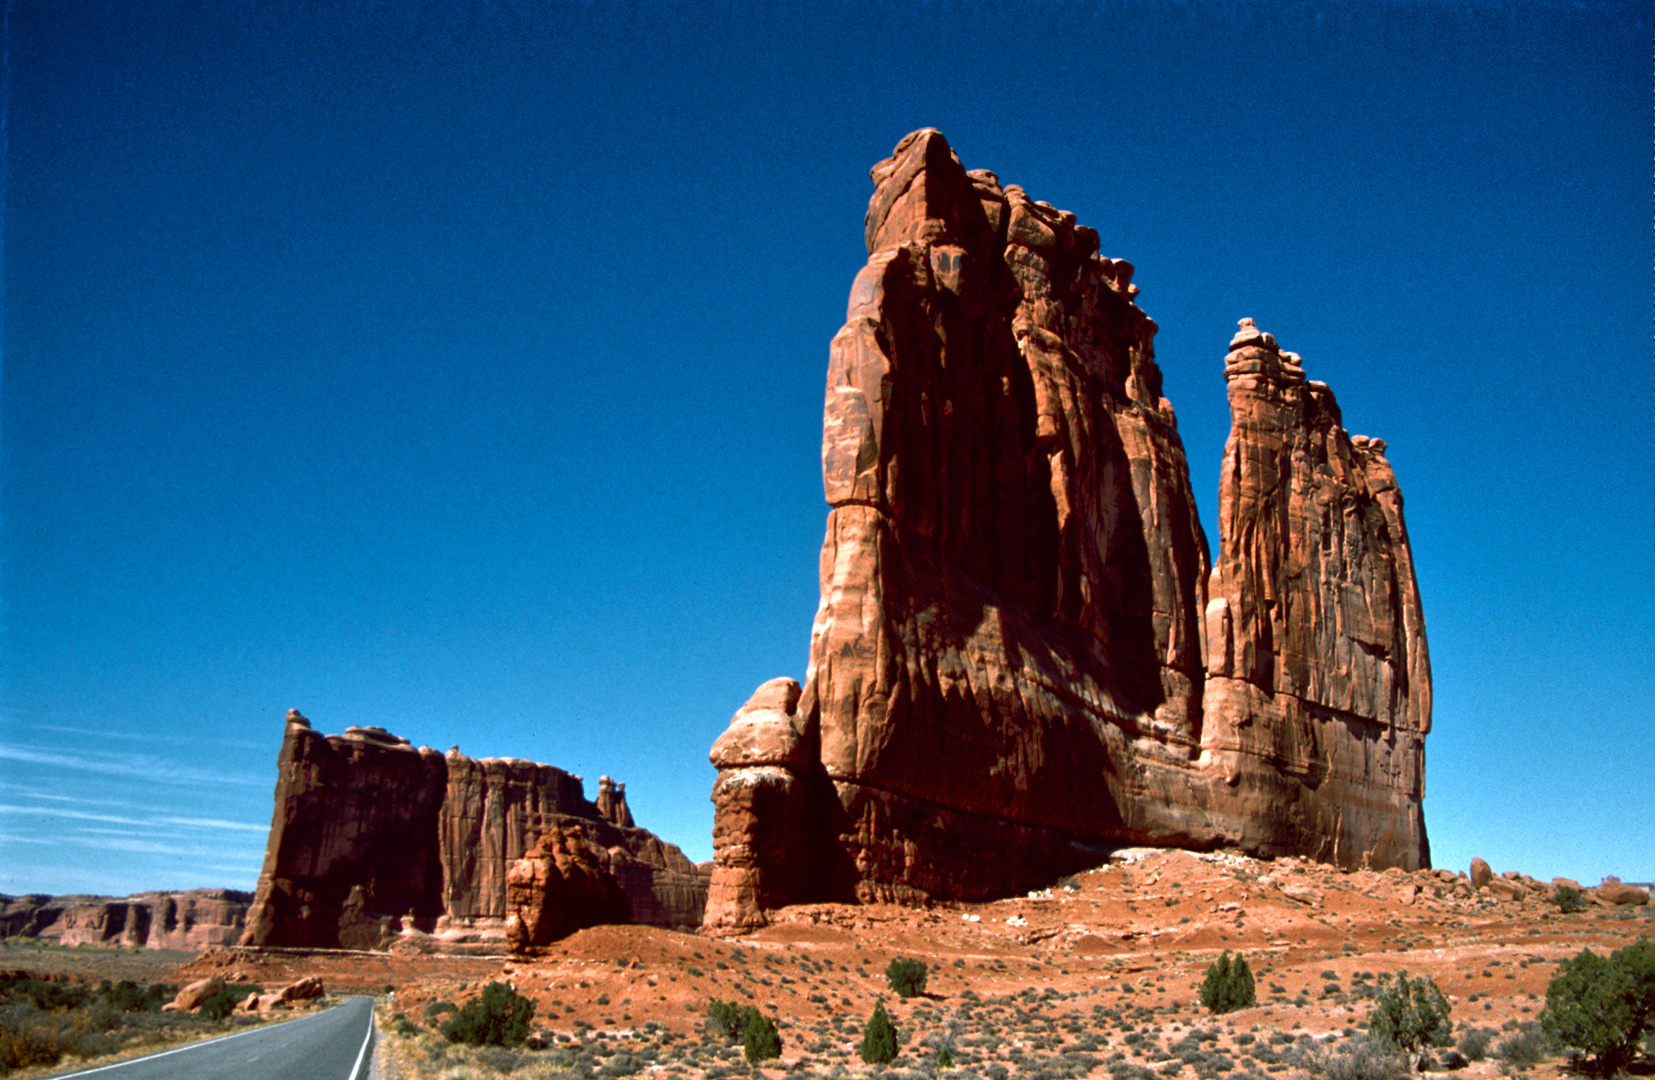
left=706, top=130, right=1430, bottom=932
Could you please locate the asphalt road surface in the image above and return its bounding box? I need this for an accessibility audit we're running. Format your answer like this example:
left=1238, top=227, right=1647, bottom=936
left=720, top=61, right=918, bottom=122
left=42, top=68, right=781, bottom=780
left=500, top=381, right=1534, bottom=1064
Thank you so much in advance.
left=50, top=995, right=376, bottom=1080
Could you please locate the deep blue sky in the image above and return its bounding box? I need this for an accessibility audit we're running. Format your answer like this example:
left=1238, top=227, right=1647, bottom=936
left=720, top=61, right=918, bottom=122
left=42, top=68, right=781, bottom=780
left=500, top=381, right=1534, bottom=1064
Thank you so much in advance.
left=3, top=1, right=1648, bottom=897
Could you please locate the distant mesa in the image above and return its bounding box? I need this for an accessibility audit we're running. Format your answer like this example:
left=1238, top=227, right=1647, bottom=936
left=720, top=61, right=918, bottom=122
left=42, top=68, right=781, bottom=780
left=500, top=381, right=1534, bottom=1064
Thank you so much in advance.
left=0, top=889, right=250, bottom=950
left=239, top=714, right=708, bottom=952
left=705, top=128, right=1432, bottom=932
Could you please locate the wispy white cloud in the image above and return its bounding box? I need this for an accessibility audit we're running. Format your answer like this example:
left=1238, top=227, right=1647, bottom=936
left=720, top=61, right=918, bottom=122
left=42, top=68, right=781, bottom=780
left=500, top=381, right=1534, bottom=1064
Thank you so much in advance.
left=0, top=804, right=147, bottom=827
left=61, top=829, right=262, bottom=859
left=0, top=805, right=268, bottom=838
left=0, top=833, right=61, bottom=846
left=163, top=817, right=268, bottom=833
left=36, top=724, right=267, bottom=750
left=0, top=744, right=261, bottom=787
left=64, top=836, right=198, bottom=857
left=0, top=782, right=136, bottom=807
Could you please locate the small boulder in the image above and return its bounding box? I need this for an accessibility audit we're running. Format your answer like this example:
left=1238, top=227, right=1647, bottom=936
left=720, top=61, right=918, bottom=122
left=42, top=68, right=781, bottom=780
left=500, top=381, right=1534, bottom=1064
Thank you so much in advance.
left=1469, top=858, right=1493, bottom=889
left=277, top=976, right=325, bottom=1003
left=1594, top=878, right=1650, bottom=906
left=171, top=976, right=226, bottom=1012
left=709, top=678, right=810, bottom=769
left=1281, top=883, right=1323, bottom=906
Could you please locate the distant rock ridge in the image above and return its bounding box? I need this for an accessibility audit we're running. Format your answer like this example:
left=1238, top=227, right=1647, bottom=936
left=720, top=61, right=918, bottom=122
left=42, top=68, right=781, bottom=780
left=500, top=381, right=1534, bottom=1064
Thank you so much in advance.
left=241, top=712, right=708, bottom=950
left=706, top=129, right=1432, bottom=931
left=0, top=889, right=250, bottom=950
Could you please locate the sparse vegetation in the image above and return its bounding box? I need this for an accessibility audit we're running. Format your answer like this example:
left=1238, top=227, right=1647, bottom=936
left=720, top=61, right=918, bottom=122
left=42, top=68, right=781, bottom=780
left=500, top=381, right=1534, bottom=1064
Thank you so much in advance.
left=1292, top=1036, right=1409, bottom=1080
left=0, top=972, right=278, bottom=1072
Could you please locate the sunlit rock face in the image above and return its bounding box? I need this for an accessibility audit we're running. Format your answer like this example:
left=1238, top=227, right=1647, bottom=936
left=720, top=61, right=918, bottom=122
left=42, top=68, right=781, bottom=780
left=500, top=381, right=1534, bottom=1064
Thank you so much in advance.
left=0, top=890, right=250, bottom=949
left=705, top=130, right=1430, bottom=931
left=1201, top=319, right=1430, bottom=871
left=241, top=712, right=708, bottom=948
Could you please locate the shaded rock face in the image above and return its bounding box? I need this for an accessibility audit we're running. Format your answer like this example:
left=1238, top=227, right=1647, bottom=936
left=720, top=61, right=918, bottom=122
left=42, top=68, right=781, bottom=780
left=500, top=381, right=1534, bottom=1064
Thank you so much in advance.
left=706, top=129, right=1431, bottom=930
left=0, top=889, right=250, bottom=950
left=242, top=714, right=707, bottom=948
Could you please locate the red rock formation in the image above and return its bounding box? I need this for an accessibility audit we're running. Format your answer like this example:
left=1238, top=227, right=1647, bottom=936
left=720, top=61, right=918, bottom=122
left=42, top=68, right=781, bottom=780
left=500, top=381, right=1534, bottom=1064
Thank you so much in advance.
left=596, top=776, right=635, bottom=828
left=0, top=889, right=249, bottom=950
left=242, top=712, right=707, bottom=948
left=1594, top=878, right=1650, bottom=906
left=504, top=825, right=630, bottom=951
left=1199, top=319, right=1430, bottom=869
left=706, top=129, right=1431, bottom=930
left=705, top=678, right=829, bottom=934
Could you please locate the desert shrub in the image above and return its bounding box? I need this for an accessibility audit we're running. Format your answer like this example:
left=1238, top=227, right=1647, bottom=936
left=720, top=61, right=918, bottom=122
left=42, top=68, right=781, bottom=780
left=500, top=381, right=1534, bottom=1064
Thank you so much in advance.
left=1493, top=1025, right=1550, bottom=1071
left=1552, top=885, right=1586, bottom=914
left=0, top=1013, right=64, bottom=1070
left=1198, top=953, right=1256, bottom=1015
left=473, top=1044, right=525, bottom=1073
left=862, top=1001, right=899, bottom=1064
left=1108, top=1064, right=1160, bottom=1080
left=441, top=981, right=536, bottom=1047
left=887, top=958, right=930, bottom=998
left=743, top=1012, right=782, bottom=1063
left=8, top=978, right=89, bottom=1012
left=199, top=987, right=242, bottom=1021
left=1540, top=937, right=1654, bottom=1075
left=1367, top=973, right=1452, bottom=1068
left=1293, top=1036, right=1408, bottom=1080
left=1454, top=1027, right=1495, bottom=1061
left=426, top=999, right=458, bottom=1020
left=706, top=999, right=742, bottom=1041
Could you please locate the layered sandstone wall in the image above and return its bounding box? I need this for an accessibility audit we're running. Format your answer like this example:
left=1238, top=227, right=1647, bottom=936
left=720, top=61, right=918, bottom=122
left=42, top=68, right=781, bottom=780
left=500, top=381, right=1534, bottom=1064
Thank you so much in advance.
left=707, top=129, right=1431, bottom=930
left=243, top=712, right=707, bottom=949
left=0, top=889, right=249, bottom=950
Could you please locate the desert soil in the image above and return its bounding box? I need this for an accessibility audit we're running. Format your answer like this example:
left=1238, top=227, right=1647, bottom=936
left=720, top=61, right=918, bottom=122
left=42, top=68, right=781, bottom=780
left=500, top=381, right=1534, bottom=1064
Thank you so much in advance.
left=25, top=850, right=1655, bottom=1079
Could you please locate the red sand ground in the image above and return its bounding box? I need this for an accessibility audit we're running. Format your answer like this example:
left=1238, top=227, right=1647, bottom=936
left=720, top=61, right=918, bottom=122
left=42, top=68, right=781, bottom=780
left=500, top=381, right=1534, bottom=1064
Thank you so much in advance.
left=148, top=850, right=1652, bottom=1078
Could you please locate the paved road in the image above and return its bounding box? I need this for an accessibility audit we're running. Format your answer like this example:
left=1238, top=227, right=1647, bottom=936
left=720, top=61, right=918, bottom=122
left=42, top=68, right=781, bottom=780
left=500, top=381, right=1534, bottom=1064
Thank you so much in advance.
left=50, top=995, right=376, bottom=1080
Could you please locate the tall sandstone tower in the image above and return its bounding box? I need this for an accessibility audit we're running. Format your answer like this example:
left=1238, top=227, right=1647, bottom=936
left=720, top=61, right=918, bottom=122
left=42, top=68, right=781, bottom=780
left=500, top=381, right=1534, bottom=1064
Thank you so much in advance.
left=706, top=130, right=1430, bottom=931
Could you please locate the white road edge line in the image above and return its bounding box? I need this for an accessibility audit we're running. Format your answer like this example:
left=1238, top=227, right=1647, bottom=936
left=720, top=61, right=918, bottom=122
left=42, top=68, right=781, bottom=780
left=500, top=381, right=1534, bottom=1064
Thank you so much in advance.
left=49, top=999, right=346, bottom=1079
left=347, top=1000, right=375, bottom=1080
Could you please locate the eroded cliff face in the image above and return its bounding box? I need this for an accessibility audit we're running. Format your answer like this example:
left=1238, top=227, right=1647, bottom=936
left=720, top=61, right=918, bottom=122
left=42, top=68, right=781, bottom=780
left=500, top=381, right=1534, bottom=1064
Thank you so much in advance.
left=243, top=712, right=707, bottom=949
left=1199, top=319, right=1430, bottom=869
left=706, top=130, right=1430, bottom=930
left=0, top=890, right=249, bottom=950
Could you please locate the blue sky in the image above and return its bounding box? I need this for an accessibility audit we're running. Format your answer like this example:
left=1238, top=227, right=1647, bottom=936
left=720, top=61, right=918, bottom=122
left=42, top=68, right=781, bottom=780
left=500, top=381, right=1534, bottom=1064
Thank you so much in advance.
left=2, top=0, right=1649, bottom=897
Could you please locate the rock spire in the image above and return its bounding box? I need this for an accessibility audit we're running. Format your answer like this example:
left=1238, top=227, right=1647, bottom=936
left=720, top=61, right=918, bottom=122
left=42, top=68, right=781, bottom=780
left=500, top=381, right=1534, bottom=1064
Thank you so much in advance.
left=705, top=130, right=1431, bottom=931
